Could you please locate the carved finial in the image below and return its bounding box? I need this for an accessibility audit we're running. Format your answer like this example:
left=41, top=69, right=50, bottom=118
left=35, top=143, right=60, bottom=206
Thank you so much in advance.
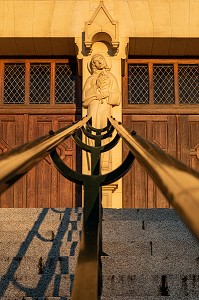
left=84, top=1, right=119, bottom=54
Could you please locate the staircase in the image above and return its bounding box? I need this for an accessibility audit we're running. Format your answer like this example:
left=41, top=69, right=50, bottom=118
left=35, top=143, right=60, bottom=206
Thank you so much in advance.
left=102, top=209, right=199, bottom=299
left=0, top=208, right=199, bottom=299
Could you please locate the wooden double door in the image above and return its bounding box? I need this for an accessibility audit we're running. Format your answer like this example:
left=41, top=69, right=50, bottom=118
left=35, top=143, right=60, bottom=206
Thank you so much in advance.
left=122, top=114, right=199, bottom=208
left=0, top=113, right=81, bottom=208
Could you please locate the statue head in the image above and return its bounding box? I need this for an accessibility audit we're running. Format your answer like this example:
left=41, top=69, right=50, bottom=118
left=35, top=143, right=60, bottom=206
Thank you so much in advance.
left=89, top=53, right=110, bottom=74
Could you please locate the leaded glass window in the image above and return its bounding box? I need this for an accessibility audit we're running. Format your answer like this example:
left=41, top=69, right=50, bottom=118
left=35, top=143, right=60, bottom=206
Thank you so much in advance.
left=153, top=65, right=174, bottom=104
left=128, top=64, right=149, bottom=104
left=55, top=64, right=76, bottom=103
left=30, top=64, right=50, bottom=104
left=1, top=60, right=77, bottom=106
left=179, top=65, right=199, bottom=104
left=127, top=61, right=199, bottom=105
left=3, top=64, right=25, bottom=104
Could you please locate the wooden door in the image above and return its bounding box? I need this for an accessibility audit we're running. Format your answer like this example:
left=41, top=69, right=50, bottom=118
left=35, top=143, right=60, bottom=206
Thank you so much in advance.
left=0, top=58, right=82, bottom=208
left=27, top=114, right=80, bottom=208
left=123, top=115, right=176, bottom=208
left=122, top=58, right=199, bottom=208
left=0, top=114, right=81, bottom=208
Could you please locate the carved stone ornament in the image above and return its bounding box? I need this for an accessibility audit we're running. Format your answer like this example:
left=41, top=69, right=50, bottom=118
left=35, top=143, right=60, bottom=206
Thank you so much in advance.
left=85, top=1, right=119, bottom=54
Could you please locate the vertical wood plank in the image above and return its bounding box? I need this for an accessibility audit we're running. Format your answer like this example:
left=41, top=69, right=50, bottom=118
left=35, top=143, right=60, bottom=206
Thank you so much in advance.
left=13, top=115, right=27, bottom=207
left=0, top=116, right=17, bottom=207
left=51, top=62, right=55, bottom=104
left=122, top=115, right=134, bottom=207
left=174, top=63, right=179, bottom=105
left=178, top=115, right=189, bottom=164
left=148, top=63, right=154, bottom=104
left=27, top=115, right=37, bottom=207
left=25, top=62, right=30, bottom=104
left=146, top=120, right=155, bottom=208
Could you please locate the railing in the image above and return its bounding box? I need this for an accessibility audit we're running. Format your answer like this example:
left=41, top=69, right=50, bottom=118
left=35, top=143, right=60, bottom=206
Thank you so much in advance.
left=0, top=116, right=199, bottom=300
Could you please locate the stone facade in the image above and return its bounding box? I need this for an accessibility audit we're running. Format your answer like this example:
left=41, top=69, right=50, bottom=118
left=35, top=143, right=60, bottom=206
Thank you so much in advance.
left=0, top=1, right=199, bottom=56
left=0, top=0, right=199, bottom=208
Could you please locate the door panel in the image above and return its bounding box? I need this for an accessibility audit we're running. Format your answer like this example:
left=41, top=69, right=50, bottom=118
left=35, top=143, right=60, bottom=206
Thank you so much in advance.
left=123, top=115, right=176, bottom=208
left=27, top=115, right=77, bottom=208
left=0, top=115, right=27, bottom=207
left=178, top=115, right=199, bottom=172
left=0, top=114, right=80, bottom=208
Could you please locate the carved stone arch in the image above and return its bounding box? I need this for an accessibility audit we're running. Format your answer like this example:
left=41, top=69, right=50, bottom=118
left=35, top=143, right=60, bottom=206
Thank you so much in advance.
left=92, top=32, right=112, bottom=45
left=85, top=1, right=119, bottom=53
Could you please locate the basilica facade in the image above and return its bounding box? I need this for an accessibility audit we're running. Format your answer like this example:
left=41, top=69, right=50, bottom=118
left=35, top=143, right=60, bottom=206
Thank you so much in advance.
left=0, top=0, right=199, bottom=208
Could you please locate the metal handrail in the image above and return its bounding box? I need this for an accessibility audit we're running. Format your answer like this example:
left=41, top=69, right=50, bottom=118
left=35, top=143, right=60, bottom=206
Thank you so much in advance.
left=109, top=116, right=199, bottom=240
left=0, top=115, right=91, bottom=194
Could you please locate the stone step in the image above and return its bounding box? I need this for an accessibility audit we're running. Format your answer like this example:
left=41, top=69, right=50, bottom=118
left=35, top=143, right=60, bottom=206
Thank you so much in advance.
left=0, top=274, right=73, bottom=298
left=0, top=208, right=185, bottom=224
left=102, top=255, right=199, bottom=275
left=0, top=237, right=80, bottom=258
left=0, top=298, right=70, bottom=300
left=1, top=219, right=188, bottom=240
left=2, top=235, right=197, bottom=263
left=101, top=297, right=199, bottom=300
left=1, top=298, right=197, bottom=300
left=0, top=229, right=81, bottom=247
left=2, top=298, right=197, bottom=300
left=1, top=273, right=199, bottom=298
left=102, top=274, right=199, bottom=298
left=0, top=208, right=179, bottom=222
left=0, top=255, right=77, bottom=277
left=102, top=219, right=194, bottom=242
left=0, top=208, right=181, bottom=224
left=1, top=242, right=198, bottom=285
left=0, top=208, right=82, bottom=217
left=0, top=208, right=82, bottom=224
left=102, top=239, right=199, bottom=257
left=0, top=219, right=82, bottom=232
left=0, top=219, right=180, bottom=240
left=0, top=209, right=190, bottom=242
left=0, top=208, right=198, bottom=299
left=102, top=208, right=180, bottom=221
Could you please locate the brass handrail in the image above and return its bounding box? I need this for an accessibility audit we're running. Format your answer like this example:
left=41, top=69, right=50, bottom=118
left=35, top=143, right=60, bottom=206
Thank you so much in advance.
left=109, top=116, right=199, bottom=239
left=0, top=115, right=91, bottom=194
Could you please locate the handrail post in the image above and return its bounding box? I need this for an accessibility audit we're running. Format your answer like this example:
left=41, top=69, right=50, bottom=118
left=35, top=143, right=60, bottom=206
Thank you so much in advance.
left=72, top=125, right=105, bottom=300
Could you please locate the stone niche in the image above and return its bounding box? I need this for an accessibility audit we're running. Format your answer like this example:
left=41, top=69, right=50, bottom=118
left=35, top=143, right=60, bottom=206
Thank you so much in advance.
left=84, top=1, right=119, bottom=55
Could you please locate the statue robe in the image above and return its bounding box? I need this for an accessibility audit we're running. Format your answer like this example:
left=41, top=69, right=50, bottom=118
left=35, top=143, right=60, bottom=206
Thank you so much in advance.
left=83, top=71, right=120, bottom=128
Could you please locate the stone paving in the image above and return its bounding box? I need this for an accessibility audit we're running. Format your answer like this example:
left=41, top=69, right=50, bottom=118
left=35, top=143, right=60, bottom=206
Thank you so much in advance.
left=0, top=208, right=199, bottom=299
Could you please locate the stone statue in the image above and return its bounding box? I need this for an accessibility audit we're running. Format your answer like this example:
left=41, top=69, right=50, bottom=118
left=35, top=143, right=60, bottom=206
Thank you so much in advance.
left=83, top=53, right=120, bottom=171
left=83, top=53, right=120, bottom=128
